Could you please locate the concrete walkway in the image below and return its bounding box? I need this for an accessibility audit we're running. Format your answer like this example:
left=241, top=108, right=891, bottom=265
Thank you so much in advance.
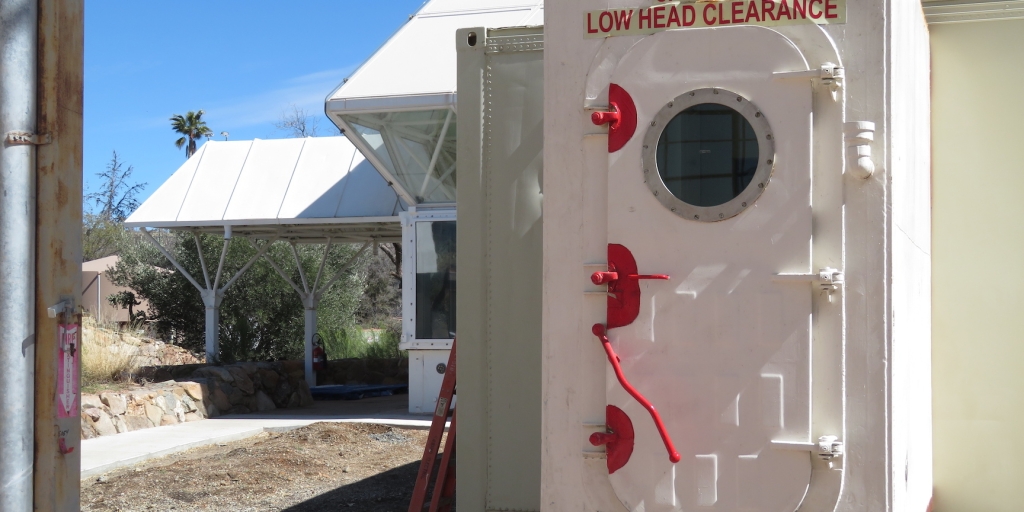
left=81, top=395, right=435, bottom=479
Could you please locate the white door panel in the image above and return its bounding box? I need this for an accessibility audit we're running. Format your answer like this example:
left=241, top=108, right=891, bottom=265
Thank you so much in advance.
left=600, top=26, right=815, bottom=512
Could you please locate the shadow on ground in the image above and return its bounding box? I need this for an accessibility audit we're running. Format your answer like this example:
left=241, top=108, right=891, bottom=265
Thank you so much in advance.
left=283, top=460, right=419, bottom=512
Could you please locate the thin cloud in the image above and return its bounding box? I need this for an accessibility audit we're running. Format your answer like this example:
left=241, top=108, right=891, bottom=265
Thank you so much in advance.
left=142, top=66, right=358, bottom=132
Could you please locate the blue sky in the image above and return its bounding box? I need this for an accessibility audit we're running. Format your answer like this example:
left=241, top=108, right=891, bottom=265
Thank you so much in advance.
left=85, top=0, right=425, bottom=209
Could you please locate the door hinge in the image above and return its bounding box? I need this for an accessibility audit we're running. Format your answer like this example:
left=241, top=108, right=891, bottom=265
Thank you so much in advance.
left=5, top=131, right=51, bottom=146
left=772, top=435, right=845, bottom=461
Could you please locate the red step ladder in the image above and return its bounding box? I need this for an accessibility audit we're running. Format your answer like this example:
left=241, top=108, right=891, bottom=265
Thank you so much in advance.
left=408, top=340, right=457, bottom=512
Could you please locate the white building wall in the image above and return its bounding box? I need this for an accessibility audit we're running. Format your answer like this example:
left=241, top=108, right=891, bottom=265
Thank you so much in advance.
left=931, top=18, right=1024, bottom=512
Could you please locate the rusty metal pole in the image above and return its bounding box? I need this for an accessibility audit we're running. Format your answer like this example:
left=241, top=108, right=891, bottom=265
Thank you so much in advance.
left=0, top=0, right=40, bottom=509
left=33, top=0, right=83, bottom=510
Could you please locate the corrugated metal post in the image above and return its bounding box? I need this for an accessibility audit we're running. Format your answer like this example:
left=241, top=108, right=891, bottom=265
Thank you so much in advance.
left=33, top=0, right=84, bottom=510
left=0, top=0, right=40, bottom=509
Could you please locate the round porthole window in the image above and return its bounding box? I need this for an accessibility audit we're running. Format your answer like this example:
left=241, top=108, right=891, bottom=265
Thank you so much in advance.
left=642, top=88, right=775, bottom=221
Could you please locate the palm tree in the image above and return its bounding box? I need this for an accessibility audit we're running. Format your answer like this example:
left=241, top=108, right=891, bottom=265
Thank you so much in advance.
left=170, top=110, right=213, bottom=158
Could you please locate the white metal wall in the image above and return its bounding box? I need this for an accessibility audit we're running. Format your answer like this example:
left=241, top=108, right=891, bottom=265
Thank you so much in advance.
left=931, top=18, right=1024, bottom=512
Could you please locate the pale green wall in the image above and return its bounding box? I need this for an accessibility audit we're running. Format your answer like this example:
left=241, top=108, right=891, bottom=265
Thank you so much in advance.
left=931, top=18, right=1024, bottom=512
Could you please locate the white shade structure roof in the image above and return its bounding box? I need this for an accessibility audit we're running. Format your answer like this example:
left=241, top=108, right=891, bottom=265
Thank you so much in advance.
left=325, top=0, right=544, bottom=114
left=124, top=136, right=405, bottom=243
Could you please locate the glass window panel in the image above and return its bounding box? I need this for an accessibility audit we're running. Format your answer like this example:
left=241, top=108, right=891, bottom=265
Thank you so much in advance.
left=342, top=109, right=457, bottom=205
left=656, top=103, right=760, bottom=207
left=415, top=221, right=456, bottom=339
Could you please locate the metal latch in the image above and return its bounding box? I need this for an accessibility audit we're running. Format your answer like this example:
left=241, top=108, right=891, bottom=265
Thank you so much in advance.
left=773, top=63, right=844, bottom=100
left=774, top=267, right=845, bottom=294
left=5, top=131, right=52, bottom=146
left=772, top=435, right=845, bottom=461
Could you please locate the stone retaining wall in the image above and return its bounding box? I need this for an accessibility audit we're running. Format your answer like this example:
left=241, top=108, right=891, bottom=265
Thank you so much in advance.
left=81, top=362, right=313, bottom=439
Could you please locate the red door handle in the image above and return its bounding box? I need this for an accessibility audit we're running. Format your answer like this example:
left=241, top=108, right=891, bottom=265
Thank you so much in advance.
left=591, top=271, right=670, bottom=285
left=591, top=108, right=621, bottom=128
left=592, top=323, right=681, bottom=464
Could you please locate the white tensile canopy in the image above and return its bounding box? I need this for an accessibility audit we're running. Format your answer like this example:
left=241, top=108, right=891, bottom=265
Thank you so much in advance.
left=326, top=0, right=544, bottom=205
left=125, top=136, right=404, bottom=242
left=125, top=136, right=406, bottom=386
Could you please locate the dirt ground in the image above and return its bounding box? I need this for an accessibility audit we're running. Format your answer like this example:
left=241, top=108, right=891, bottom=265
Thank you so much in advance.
left=81, top=422, right=437, bottom=512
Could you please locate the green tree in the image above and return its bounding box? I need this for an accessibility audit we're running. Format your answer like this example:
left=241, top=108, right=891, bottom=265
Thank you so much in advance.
left=107, top=290, right=146, bottom=323
left=170, top=110, right=213, bottom=158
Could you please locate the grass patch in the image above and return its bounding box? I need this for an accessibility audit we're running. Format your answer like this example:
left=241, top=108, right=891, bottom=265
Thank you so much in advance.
left=81, top=318, right=141, bottom=390
left=320, top=322, right=405, bottom=360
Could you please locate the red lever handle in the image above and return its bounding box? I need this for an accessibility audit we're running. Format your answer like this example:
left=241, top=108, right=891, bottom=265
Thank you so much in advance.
left=591, top=105, right=621, bottom=128
left=591, top=271, right=670, bottom=285
left=589, top=432, right=618, bottom=446
left=592, top=323, right=681, bottom=464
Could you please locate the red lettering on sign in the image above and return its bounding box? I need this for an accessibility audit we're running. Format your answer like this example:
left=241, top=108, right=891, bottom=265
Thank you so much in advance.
left=653, top=5, right=667, bottom=27
left=809, top=0, right=823, bottom=18
left=718, top=2, right=730, bottom=23
left=778, top=0, right=792, bottom=19
left=667, top=6, right=682, bottom=27
left=614, top=9, right=634, bottom=30
left=600, top=11, right=614, bottom=31
left=762, top=0, right=778, bottom=20
left=704, top=3, right=717, bottom=24
left=587, top=12, right=599, bottom=33
left=732, top=1, right=744, bottom=23
left=639, top=8, right=653, bottom=29
left=746, top=1, right=762, bottom=22
left=683, top=4, right=696, bottom=25
left=825, top=0, right=838, bottom=18
left=793, top=0, right=807, bottom=19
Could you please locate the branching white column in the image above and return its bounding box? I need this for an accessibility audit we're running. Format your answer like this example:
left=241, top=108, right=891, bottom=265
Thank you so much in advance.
left=141, top=228, right=277, bottom=363
left=265, top=239, right=370, bottom=388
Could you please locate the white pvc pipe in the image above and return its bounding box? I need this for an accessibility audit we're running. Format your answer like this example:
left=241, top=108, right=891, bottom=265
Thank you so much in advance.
left=0, top=0, right=38, bottom=509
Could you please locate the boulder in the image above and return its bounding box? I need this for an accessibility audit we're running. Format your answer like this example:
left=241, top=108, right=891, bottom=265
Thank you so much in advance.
left=159, top=414, right=177, bottom=426
left=296, top=380, right=314, bottom=407
left=255, top=391, right=276, bottom=412
left=257, top=369, right=279, bottom=391
left=272, top=380, right=293, bottom=407
left=124, top=415, right=151, bottom=432
left=81, top=394, right=104, bottom=409
left=179, top=380, right=206, bottom=401
left=287, top=392, right=301, bottom=409
left=210, top=385, right=232, bottom=412
left=83, top=407, right=103, bottom=422
left=184, top=412, right=203, bottom=422
left=195, top=366, right=234, bottom=383
left=99, top=392, right=127, bottom=416
left=112, top=415, right=128, bottom=434
left=236, top=362, right=258, bottom=375
left=144, top=403, right=163, bottom=427
left=226, top=367, right=254, bottom=394
left=92, top=411, right=118, bottom=436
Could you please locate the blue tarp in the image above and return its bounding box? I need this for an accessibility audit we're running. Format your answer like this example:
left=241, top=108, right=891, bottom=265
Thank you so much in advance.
left=310, top=384, right=408, bottom=401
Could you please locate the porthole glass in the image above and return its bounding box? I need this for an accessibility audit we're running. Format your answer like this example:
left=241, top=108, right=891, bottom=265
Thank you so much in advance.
left=642, top=88, right=775, bottom=222
left=656, top=104, right=759, bottom=207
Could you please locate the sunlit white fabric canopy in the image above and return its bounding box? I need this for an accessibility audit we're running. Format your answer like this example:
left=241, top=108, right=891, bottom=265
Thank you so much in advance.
left=125, top=136, right=405, bottom=243
left=125, top=136, right=404, bottom=376
left=325, top=0, right=544, bottom=205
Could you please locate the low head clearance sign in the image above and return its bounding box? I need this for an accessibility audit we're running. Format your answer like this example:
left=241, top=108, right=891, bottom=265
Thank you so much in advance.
left=585, top=0, right=846, bottom=37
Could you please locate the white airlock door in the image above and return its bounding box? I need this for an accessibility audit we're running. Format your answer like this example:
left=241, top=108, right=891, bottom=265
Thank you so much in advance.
left=595, top=26, right=819, bottom=511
